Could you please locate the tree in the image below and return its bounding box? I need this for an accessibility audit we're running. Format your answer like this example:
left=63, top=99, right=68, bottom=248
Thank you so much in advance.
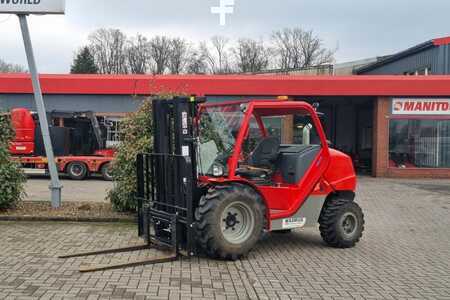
left=168, top=38, right=190, bottom=74
left=201, top=36, right=233, bottom=74
left=70, top=46, right=98, bottom=74
left=185, top=48, right=208, bottom=74
left=126, top=34, right=151, bottom=74
left=233, top=38, right=271, bottom=73
left=149, top=36, right=172, bottom=74
left=88, top=28, right=128, bottom=74
left=271, top=28, right=335, bottom=70
left=0, top=59, right=26, bottom=73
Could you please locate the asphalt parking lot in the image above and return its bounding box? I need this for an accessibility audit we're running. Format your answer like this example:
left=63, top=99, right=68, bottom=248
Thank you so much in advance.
left=24, top=177, right=113, bottom=203
left=1, top=177, right=450, bottom=299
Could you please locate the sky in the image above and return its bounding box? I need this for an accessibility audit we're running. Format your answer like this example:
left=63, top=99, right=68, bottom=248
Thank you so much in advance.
left=0, top=0, right=449, bottom=73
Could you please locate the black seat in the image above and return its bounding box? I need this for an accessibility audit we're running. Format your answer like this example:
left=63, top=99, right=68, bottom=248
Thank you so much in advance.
left=236, top=137, right=280, bottom=182
left=248, top=137, right=280, bottom=168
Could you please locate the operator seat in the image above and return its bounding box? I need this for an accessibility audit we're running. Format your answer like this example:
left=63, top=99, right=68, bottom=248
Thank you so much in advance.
left=236, top=137, right=280, bottom=182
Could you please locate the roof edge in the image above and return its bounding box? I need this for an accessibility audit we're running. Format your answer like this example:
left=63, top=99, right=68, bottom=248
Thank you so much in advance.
left=356, top=40, right=436, bottom=74
left=433, top=36, right=450, bottom=46
left=0, top=74, right=450, bottom=97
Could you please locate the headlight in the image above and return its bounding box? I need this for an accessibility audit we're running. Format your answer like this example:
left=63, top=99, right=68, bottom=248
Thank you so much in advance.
left=212, top=164, right=224, bottom=177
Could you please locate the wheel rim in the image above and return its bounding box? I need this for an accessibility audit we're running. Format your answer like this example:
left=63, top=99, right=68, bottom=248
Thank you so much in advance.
left=221, top=201, right=255, bottom=244
left=341, top=212, right=358, bottom=236
left=70, top=164, right=84, bottom=177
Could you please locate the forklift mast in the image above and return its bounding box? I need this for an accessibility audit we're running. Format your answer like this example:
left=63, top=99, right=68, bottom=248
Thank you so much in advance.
left=137, top=97, right=201, bottom=256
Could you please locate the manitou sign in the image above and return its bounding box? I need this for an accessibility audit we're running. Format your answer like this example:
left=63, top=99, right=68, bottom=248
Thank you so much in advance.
left=1, top=0, right=66, bottom=207
left=0, top=0, right=65, bottom=14
left=392, top=98, right=450, bottom=115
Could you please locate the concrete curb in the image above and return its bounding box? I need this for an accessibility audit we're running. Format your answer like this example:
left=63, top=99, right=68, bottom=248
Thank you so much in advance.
left=0, top=215, right=136, bottom=223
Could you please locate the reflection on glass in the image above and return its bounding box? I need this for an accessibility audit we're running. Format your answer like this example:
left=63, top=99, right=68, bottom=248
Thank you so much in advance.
left=389, top=119, right=450, bottom=168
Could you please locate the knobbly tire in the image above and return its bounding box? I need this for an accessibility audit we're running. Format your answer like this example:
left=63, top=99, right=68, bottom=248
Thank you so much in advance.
left=66, top=162, right=88, bottom=180
left=195, top=184, right=266, bottom=260
left=319, top=197, right=364, bottom=248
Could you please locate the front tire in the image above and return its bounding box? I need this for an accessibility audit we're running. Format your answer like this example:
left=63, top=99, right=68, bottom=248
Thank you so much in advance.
left=319, top=197, right=364, bottom=248
left=66, top=162, right=88, bottom=180
left=195, top=184, right=266, bottom=260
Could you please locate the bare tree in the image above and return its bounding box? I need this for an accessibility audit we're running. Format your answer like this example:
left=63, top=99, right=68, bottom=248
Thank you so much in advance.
left=149, top=36, right=172, bottom=75
left=233, top=38, right=271, bottom=73
left=168, top=38, right=190, bottom=74
left=300, top=30, right=335, bottom=67
left=185, top=46, right=208, bottom=74
left=271, top=28, right=335, bottom=70
left=126, top=34, right=151, bottom=74
left=0, top=59, right=26, bottom=73
left=201, top=36, right=233, bottom=74
left=82, top=27, right=334, bottom=75
left=88, top=28, right=128, bottom=74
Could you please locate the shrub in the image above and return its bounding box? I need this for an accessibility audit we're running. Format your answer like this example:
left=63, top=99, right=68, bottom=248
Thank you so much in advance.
left=0, top=114, right=26, bottom=210
left=107, top=100, right=153, bottom=212
left=108, top=94, right=191, bottom=212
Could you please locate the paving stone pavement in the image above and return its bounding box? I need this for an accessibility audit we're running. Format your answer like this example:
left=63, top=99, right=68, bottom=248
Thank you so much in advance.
left=1, top=177, right=449, bottom=300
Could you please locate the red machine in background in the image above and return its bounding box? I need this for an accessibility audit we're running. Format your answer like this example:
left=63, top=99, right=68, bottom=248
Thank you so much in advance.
left=9, top=108, right=115, bottom=181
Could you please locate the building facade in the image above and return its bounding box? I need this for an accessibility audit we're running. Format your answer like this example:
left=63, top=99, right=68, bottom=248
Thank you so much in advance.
left=357, top=37, right=450, bottom=75
left=1, top=74, right=450, bottom=178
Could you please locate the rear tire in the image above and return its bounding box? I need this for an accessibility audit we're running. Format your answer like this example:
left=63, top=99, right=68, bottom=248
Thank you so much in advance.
left=66, top=162, right=88, bottom=180
left=195, top=184, right=266, bottom=260
left=101, top=163, right=113, bottom=181
left=319, top=197, right=364, bottom=248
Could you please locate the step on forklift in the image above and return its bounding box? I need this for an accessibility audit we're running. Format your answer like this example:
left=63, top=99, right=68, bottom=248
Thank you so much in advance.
left=61, top=97, right=364, bottom=272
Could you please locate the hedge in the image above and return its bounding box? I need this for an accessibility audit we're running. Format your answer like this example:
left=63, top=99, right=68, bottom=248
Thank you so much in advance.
left=0, top=114, right=26, bottom=210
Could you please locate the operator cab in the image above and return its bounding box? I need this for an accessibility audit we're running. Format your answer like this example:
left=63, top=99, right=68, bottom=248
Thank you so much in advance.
left=198, top=100, right=325, bottom=186
left=237, top=109, right=322, bottom=185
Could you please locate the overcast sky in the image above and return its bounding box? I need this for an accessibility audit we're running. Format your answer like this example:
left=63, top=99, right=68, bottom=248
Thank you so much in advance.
left=0, top=0, right=449, bottom=73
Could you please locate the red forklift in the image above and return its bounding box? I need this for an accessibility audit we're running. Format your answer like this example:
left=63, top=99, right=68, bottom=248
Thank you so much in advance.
left=62, top=96, right=364, bottom=272
left=9, top=108, right=115, bottom=181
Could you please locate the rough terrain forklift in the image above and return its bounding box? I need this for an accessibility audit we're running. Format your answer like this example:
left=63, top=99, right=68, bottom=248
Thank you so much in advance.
left=61, top=96, right=364, bottom=272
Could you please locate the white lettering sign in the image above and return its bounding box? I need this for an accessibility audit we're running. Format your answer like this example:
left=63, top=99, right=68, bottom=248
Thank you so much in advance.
left=282, top=217, right=307, bottom=229
left=0, top=0, right=65, bottom=14
left=392, top=98, right=450, bottom=115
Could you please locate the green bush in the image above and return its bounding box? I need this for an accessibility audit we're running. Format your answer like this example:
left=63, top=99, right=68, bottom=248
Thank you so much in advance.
left=107, top=100, right=153, bottom=212
left=0, top=114, right=26, bottom=210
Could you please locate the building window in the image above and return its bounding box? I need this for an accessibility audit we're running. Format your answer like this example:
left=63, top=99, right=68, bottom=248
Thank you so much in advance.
left=102, top=117, right=122, bottom=147
left=403, top=67, right=431, bottom=76
left=418, top=67, right=431, bottom=75
left=389, top=119, right=450, bottom=168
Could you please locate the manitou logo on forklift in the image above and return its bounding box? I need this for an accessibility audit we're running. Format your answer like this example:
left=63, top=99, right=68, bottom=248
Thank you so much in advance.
left=62, top=97, right=364, bottom=272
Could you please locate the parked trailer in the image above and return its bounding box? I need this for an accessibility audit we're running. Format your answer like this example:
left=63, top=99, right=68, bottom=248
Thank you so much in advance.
left=15, top=152, right=114, bottom=181
left=9, top=108, right=115, bottom=181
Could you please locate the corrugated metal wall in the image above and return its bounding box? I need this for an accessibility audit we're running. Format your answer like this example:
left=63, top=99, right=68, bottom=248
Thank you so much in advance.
left=361, top=46, right=447, bottom=75
left=444, top=44, right=450, bottom=74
